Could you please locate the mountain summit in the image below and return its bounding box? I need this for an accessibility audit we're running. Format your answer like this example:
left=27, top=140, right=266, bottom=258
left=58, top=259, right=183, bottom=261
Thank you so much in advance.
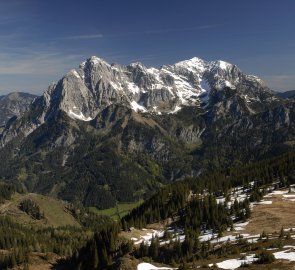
left=34, top=56, right=272, bottom=122
left=0, top=55, right=293, bottom=209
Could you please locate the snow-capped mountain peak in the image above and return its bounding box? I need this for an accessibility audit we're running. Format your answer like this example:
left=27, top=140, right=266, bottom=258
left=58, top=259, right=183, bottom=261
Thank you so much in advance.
left=88, top=55, right=109, bottom=66
left=174, top=57, right=206, bottom=73
left=213, top=60, right=233, bottom=70
left=30, top=56, right=272, bottom=123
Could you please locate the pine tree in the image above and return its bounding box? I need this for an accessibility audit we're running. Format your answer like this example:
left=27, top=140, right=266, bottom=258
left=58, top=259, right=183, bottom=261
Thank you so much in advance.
left=92, top=243, right=99, bottom=269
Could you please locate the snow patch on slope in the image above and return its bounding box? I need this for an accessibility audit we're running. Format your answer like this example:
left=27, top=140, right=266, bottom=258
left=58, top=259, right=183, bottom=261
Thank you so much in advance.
left=274, top=249, right=295, bottom=261
left=131, top=101, right=147, bottom=112
left=69, top=69, right=81, bottom=79
left=217, top=255, right=257, bottom=269
left=68, top=110, right=93, bottom=121
left=127, top=82, right=141, bottom=94
left=137, top=262, right=176, bottom=270
left=169, top=106, right=182, bottom=114
left=200, top=79, right=211, bottom=105
left=175, top=57, right=206, bottom=73
left=217, top=60, right=232, bottom=70
left=53, top=55, right=269, bottom=121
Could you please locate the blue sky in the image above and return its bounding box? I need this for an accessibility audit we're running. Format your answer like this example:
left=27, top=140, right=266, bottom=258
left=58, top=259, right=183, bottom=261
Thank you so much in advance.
left=0, top=0, right=294, bottom=95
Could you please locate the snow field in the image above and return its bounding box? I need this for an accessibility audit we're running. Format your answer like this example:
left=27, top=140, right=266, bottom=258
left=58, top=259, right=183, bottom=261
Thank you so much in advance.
left=217, top=254, right=256, bottom=270
left=137, top=262, right=176, bottom=270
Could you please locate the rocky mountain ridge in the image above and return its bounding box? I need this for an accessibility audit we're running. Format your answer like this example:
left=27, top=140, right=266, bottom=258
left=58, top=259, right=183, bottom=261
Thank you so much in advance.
left=0, top=56, right=294, bottom=209
left=0, top=56, right=277, bottom=147
left=275, top=90, right=295, bottom=99
left=0, top=92, right=37, bottom=128
left=40, top=56, right=274, bottom=119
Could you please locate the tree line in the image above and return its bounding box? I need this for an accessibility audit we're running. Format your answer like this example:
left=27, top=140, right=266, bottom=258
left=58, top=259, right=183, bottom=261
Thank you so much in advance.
left=68, top=151, right=295, bottom=269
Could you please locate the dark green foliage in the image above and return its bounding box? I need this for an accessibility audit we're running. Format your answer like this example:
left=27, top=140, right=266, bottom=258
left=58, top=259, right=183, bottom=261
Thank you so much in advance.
left=1, top=141, right=294, bottom=268
left=69, top=205, right=113, bottom=230
left=0, top=249, right=28, bottom=269
left=181, top=195, right=232, bottom=232
left=255, top=250, right=275, bottom=264
left=123, top=152, right=295, bottom=231
left=0, top=182, right=15, bottom=203
left=0, top=111, right=166, bottom=209
left=67, top=152, right=295, bottom=268
left=131, top=193, right=242, bottom=264
left=64, top=222, right=131, bottom=270
left=19, top=199, right=44, bottom=220
left=0, top=195, right=114, bottom=268
left=122, top=181, right=189, bottom=228
left=0, top=216, right=90, bottom=268
left=1, top=98, right=295, bottom=211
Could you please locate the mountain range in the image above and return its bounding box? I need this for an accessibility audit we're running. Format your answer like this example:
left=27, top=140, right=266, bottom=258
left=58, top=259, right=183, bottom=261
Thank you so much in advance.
left=0, top=92, right=36, bottom=130
left=275, top=90, right=295, bottom=99
left=0, top=56, right=294, bottom=209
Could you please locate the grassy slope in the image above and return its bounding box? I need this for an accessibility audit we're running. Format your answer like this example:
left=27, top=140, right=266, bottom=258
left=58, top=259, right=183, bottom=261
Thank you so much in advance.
left=0, top=193, right=80, bottom=228
left=89, top=200, right=143, bottom=220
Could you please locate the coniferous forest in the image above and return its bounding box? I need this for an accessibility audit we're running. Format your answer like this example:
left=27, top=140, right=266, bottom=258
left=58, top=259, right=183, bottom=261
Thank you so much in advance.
left=0, top=150, right=295, bottom=269
left=51, top=152, right=295, bottom=269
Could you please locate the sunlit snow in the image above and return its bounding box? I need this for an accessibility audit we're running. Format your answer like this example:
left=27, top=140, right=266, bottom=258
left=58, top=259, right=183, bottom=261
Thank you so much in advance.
left=127, top=82, right=141, bottom=94
left=70, top=69, right=81, bottom=79
left=274, top=249, right=295, bottom=261
left=217, top=255, right=257, bottom=270
left=216, top=60, right=232, bottom=70
left=131, top=101, right=147, bottom=112
left=68, top=109, right=93, bottom=121
left=137, top=262, right=176, bottom=270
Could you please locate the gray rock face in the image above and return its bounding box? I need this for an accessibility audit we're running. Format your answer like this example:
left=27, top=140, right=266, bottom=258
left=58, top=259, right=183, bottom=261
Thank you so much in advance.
left=0, top=92, right=37, bottom=127
left=35, top=56, right=274, bottom=122
left=0, top=56, right=281, bottom=148
left=1, top=57, right=295, bottom=208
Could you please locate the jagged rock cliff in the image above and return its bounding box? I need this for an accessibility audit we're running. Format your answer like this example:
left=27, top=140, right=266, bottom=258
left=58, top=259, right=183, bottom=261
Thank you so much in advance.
left=0, top=56, right=294, bottom=209
left=0, top=92, right=36, bottom=127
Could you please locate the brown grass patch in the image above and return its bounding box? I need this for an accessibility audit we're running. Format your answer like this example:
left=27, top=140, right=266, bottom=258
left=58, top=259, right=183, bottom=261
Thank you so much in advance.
left=244, top=193, right=295, bottom=235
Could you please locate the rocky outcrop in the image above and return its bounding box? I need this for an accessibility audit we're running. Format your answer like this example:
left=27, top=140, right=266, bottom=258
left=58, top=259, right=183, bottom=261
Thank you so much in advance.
left=0, top=92, right=37, bottom=127
left=32, top=56, right=276, bottom=120
left=0, top=56, right=278, bottom=147
left=0, top=55, right=294, bottom=209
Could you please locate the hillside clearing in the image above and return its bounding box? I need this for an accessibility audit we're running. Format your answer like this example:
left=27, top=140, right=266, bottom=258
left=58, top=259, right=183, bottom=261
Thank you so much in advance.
left=242, top=190, right=295, bottom=235
left=89, top=200, right=143, bottom=220
left=0, top=193, right=80, bottom=228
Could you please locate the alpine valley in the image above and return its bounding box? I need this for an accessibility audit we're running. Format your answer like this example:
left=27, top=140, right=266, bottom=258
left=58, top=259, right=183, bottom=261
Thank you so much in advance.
left=1, top=56, right=295, bottom=270
left=0, top=56, right=294, bottom=209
